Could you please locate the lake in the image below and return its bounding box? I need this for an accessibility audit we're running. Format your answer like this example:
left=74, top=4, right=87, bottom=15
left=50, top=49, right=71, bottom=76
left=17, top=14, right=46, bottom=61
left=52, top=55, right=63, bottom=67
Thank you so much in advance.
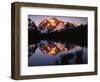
left=28, top=40, right=87, bottom=66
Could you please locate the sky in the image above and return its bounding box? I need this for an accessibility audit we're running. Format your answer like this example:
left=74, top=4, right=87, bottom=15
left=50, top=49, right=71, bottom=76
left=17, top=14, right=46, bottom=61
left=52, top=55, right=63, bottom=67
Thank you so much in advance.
left=28, top=15, right=88, bottom=26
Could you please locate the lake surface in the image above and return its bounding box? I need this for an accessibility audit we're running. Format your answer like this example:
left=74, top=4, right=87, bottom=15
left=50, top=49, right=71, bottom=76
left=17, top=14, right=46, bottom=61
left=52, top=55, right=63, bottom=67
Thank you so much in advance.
left=28, top=40, right=87, bottom=66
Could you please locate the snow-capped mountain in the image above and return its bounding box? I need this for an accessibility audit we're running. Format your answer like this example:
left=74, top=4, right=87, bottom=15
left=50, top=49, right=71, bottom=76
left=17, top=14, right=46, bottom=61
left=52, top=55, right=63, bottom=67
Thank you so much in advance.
left=38, top=18, right=81, bottom=33
left=28, top=18, right=87, bottom=34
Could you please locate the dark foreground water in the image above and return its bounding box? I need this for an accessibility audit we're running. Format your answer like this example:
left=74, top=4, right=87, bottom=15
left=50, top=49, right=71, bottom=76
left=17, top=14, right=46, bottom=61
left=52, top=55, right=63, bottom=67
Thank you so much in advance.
left=28, top=40, right=87, bottom=66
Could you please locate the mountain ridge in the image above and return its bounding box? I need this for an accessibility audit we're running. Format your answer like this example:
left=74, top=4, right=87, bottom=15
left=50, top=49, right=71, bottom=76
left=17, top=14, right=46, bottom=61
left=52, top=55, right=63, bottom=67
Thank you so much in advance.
left=28, top=18, right=87, bottom=33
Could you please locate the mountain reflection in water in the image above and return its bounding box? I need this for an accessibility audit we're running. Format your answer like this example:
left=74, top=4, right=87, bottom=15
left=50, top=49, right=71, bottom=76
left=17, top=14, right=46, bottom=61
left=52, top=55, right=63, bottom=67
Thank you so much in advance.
left=28, top=40, right=87, bottom=66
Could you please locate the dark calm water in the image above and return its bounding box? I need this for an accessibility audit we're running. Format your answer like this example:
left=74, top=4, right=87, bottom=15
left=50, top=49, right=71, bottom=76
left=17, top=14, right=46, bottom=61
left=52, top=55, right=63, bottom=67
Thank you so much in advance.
left=28, top=40, right=87, bottom=66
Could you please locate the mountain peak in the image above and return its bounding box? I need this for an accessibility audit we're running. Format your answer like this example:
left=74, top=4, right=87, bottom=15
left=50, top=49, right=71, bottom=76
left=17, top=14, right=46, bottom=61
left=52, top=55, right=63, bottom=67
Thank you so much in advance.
left=39, top=18, right=65, bottom=32
left=28, top=17, right=83, bottom=33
